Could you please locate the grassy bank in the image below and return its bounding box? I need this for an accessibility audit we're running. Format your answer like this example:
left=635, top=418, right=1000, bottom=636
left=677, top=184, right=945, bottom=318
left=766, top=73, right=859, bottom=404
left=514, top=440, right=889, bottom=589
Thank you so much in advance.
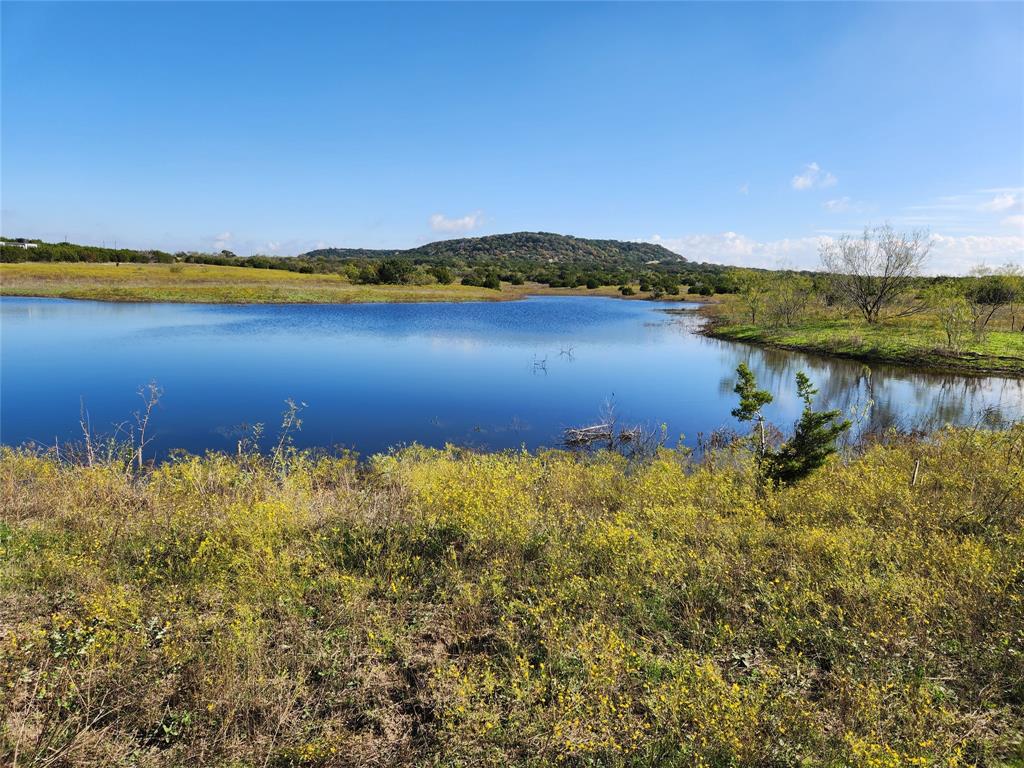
left=0, top=262, right=694, bottom=305
left=2, top=428, right=1022, bottom=766
left=0, top=263, right=511, bottom=304
left=703, top=300, right=1024, bottom=377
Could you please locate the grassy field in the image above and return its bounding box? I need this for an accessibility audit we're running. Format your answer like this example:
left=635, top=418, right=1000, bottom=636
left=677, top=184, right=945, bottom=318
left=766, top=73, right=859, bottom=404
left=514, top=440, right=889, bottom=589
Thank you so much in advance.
left=2, top=428, right=1022, bottom=766
left=0, top=262, right=510, bottom=304
left=0, top=262, right=692, bottom=305
left=705, top=298, right=1024, bottom=377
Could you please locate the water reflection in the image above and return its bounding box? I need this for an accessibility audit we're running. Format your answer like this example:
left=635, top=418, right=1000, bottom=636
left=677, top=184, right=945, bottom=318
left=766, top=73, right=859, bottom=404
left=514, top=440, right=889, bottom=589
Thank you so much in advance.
left=1, top=296, right=1020, bottom=457
left=680, top=314, right=1023, bottom=436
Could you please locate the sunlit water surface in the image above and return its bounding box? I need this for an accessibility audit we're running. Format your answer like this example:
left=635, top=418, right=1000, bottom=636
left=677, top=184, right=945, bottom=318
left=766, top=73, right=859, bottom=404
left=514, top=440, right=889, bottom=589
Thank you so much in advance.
left=2, top=296, right=1021, bottom=457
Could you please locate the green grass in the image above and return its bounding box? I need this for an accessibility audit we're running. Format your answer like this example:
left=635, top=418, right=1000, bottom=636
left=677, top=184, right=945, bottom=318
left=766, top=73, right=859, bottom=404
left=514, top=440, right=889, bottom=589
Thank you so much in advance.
left=1, top=427, right=1022, bottom=766
left=705, top=302, right=1024, bottom=376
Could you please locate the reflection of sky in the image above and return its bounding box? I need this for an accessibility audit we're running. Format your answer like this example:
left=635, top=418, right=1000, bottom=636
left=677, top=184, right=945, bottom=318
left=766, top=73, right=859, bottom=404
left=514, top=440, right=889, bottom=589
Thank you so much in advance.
left=1, top=296, right=1021, bottom=457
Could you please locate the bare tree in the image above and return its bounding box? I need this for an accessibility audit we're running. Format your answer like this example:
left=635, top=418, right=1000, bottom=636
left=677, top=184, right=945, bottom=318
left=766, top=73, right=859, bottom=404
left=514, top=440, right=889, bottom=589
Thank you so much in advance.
left=273, top=398, right=306, bottom=471
left=133, top=380, right=163, bottom=471
left=819, top=225, right=930, bottom=323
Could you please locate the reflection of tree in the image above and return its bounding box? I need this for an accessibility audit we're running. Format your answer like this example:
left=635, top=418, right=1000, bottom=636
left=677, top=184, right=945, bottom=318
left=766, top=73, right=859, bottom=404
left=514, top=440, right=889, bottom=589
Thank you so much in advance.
left=711, top=337, right=1023, bottom=438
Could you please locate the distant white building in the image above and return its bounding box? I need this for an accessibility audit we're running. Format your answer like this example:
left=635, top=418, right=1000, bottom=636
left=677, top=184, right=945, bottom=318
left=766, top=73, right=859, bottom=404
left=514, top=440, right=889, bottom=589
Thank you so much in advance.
left=0, top=241, right=39, bottom=249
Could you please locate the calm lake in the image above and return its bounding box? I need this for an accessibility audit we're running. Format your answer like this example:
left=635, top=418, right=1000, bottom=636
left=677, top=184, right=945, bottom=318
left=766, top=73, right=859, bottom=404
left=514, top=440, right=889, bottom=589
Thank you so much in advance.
left=2, top=295, right=1021, bottom=457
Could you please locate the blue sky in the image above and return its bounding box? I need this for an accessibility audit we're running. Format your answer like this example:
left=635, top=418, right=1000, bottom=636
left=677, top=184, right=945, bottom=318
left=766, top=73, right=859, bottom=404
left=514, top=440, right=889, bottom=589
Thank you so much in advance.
left=2, top=2, right=1022, bottom=273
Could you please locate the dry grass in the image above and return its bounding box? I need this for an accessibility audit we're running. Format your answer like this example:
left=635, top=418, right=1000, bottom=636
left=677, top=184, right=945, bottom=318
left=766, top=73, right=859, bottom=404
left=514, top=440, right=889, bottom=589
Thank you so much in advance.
left=0, top=262, right=508, bottom=304
left=0, top=263, right=701, bottom=306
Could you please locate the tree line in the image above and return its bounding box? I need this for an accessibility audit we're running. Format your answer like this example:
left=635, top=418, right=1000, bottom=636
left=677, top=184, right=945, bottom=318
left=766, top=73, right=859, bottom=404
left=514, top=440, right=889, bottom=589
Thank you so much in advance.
left=725, top=225, right=1023, bottom=342
left=1, top=236, right=742, bottom=295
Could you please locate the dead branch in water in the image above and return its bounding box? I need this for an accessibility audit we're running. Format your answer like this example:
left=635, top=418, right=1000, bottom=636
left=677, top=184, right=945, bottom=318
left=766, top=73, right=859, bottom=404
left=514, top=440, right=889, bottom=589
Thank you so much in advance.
left=563, top=400, right=664, bottom=460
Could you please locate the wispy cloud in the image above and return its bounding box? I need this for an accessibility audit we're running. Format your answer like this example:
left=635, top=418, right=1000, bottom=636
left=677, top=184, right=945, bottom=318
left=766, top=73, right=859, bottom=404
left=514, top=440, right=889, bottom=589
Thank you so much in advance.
left=429, top=211, right=482, bottom=233
left=791, top=162, right=837, bottom=191
left=821, top=196, right=873, bottom=215
left=823, top=197, right=851, bottom=212
left=980, top=192, right=1019, bottom=213
left=212, top=231, right=232, bottom=250
left=648, top=232, right=829, bottom=270
left=895, top=187, right=1024, bottom=233
left=738, top=182, right=750, bottom=196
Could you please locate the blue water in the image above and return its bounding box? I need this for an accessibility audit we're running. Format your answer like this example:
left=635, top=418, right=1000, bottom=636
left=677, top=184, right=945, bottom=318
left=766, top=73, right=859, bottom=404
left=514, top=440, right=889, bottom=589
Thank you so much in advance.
left=1, top=296, right=1021, bottom=457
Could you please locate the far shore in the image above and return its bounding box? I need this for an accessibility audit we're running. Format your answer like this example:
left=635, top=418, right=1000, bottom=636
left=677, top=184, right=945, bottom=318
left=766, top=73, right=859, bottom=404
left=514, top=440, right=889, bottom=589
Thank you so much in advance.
left=0, top=261, right=703, bottom=306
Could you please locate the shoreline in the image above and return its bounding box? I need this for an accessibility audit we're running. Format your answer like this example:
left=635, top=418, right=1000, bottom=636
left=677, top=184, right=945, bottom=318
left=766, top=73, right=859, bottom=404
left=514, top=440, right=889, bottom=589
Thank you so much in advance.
left=0, top=262, right=704, bottom=306
left=0, top=285, right=702, bottom=307
left=698, top=319, right=1024, bottom=378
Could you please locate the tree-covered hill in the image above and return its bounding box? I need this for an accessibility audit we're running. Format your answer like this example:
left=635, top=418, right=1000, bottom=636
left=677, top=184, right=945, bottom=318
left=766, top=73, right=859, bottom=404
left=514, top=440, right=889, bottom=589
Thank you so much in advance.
left=302, top=232, right=686, bottom=268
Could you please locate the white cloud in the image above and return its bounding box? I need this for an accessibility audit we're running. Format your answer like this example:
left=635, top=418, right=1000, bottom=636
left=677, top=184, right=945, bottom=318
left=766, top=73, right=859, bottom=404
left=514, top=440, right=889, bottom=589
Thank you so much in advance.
left=212, top=231, right=232, bottom=250
left=823, top=197, right=851, bottom=212
left=978, top=191, right=1024, bottom=230
left=429, top=211, right=482, bottom=233
left=980, top=192, right=1019, bottom=213
left=648, top=232, right=828, bottom=270
left=647, top=230, right=1023, bottom=275
left=930, top=234, right=1024, bottom=274
left=738, top=182, right=750, bottom=196
left=791, top=162, right=837, bottom=191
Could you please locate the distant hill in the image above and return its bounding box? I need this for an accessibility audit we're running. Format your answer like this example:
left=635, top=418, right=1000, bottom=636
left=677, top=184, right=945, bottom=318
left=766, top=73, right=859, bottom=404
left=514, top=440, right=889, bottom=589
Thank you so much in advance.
left=301, top=232, right=685, bottom=268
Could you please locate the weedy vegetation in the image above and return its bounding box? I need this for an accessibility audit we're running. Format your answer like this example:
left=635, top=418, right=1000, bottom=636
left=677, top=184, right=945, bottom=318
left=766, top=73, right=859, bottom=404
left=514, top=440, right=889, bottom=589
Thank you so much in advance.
left=1, top=376, right=1022, bottom=766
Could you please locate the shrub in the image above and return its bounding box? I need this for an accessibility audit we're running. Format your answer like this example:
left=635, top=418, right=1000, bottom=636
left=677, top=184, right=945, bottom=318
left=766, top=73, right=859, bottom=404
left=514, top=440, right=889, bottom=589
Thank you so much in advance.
left=429, top=265, right=455, bottom=284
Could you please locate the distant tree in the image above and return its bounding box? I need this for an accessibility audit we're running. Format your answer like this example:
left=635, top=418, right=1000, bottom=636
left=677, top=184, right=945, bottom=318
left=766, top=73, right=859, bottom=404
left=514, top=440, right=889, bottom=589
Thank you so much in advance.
left=926, top=283, right=973, bottom=351
left=763, top=372, right=850, bottom=485
left=619, top=285, right=636, bottom=296
left=966, top=268, right=1019, bottom=332
left=1000, top=264, right=1024, bottom=331
left=586, top=277, right=600, bottom=290
left=765, top=273, right=813, bottom=327
left=355, top=264, right=380, bottom=284
left=483, top=273, right=501, bottom=290
left=732, top=269, right=769, bottom=324
left=429, top=265, right=455, bottom=284
left=819, top=225, right=930, bottom=323
left=376, top=259, right=414, bottom=284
